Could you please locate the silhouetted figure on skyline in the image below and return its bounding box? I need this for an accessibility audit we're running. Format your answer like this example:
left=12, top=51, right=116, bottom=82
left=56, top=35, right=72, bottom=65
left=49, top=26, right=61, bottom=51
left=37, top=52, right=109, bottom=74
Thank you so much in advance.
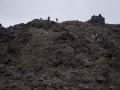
left=48, top=16, right=50, bottom=21
left=40, top=17, right=42, bottom=20
left=56, top=18, right=58, bottom=22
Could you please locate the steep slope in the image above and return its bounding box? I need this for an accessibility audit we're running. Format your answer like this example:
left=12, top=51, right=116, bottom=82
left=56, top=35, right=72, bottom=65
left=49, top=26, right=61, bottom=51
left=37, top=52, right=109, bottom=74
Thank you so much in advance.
left=0, top=18, right=120, bottom=90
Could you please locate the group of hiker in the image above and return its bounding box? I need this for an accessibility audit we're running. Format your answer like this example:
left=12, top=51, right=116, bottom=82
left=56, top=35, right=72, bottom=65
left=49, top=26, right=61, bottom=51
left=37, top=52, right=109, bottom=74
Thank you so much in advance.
left=40, top=16, right=106, bottom=42
left=93, top=32, right=100, bottom=41
left=48, top=16, right=58, bottom=22
left=40, top=16, right=58, bottom=22
left=92, top=31, right=106, bottom=42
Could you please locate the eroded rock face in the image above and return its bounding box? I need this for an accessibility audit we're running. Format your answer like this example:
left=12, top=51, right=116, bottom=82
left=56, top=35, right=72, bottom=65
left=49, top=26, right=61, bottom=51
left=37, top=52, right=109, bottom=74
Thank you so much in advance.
left=88, top=14, right=105, bottom=24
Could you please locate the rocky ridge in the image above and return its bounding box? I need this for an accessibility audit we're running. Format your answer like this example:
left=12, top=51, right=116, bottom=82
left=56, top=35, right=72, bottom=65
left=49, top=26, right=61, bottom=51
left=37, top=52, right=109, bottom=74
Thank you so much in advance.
left=0, top=15, right=120, bottom=90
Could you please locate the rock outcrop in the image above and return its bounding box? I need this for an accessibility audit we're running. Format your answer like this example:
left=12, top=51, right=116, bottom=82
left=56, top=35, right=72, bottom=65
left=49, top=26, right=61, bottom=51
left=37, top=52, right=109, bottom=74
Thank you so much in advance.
left=88, top=14, right=105, bottom=24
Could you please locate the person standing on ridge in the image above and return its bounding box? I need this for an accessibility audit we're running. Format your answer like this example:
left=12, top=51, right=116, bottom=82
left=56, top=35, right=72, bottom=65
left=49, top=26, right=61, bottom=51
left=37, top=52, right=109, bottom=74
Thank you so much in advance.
left=48, top=16, right=50, bottom=21
left=56, top=18, right=58, bottom=22
left=40, top=17, right=42, bottom=20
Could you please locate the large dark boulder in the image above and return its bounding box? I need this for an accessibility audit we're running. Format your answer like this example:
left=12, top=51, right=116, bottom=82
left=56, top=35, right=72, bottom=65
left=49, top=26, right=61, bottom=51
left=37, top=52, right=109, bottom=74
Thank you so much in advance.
left=88, top=14, right=105, bottom=24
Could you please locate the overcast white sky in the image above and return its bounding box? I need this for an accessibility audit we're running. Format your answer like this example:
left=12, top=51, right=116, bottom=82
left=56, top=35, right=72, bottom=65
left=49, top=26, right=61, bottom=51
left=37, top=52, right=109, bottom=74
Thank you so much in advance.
left=0, top=0, right=120, bottom=27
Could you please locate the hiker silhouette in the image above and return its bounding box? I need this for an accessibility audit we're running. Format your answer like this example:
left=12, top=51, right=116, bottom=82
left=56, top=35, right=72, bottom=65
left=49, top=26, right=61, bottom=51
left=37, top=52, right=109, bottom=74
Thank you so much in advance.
left=40, top=17, right=42, bottom=20
left=48, top=16, right=50, bottom=21
left=56, top=18, right=58, bottom=22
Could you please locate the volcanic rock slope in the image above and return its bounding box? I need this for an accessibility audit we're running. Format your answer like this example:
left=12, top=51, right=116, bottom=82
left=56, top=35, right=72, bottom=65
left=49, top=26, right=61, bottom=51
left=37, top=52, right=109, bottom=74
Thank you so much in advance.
left=0, top=18, right=120, bottom=90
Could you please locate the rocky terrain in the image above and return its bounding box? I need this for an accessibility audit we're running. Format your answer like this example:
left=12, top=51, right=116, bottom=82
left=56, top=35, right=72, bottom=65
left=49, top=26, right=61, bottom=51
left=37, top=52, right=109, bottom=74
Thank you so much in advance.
left=0, top=15, right=120, bottom=90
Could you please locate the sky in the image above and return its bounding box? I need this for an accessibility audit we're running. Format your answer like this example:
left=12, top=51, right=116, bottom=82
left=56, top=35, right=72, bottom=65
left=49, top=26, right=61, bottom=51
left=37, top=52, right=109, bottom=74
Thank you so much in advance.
left=0, top=0, right=120, bottom=27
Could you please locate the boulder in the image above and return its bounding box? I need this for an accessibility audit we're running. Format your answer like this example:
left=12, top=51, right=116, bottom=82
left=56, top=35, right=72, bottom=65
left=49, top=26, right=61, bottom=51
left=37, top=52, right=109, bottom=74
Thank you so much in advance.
left=88, top=14, right=105, bottom=24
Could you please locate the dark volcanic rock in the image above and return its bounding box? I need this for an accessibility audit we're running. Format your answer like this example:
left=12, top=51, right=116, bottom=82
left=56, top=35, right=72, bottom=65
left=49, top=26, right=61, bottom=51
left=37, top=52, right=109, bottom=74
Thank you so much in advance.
left=88, top=14, right=105, bottom=24
left=0, top=17, right=120, bottom=90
